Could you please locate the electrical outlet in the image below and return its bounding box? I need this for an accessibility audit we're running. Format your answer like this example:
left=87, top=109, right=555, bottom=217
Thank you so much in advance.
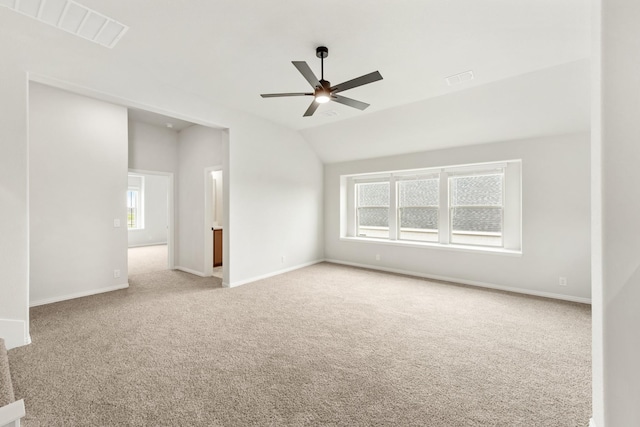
left=113, top=218, right=121, bottom=228
left=375, top=254, right=381, bottom=261
left=559, top=277, right=567, bottom=286
left=281, top=255, right=285, bottom=264
left=114, top=269, right=121, bottom=278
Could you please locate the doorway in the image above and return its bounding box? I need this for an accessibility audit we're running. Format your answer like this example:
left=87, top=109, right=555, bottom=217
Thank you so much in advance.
left=205, top=166, right=224, bottom=279
left=127, top=170, right=174, bottom=276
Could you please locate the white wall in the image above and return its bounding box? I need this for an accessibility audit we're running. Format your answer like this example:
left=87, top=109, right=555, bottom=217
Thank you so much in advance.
left=0, top=69, right=29, bottom=346
left=591, top=1, right=604, bottom=424
left=228, top=122, right=324, bottom=286
left=325, top=133, right=591, bottom=301
left=28, top=82, right=128, bottom=306
left=128, top=120, right=179, bottom=174
left=594, top=0, right=640, bottom=424
left=176, top=125, right=223, bottom=274
left=128, top=174, right=169, bottom=247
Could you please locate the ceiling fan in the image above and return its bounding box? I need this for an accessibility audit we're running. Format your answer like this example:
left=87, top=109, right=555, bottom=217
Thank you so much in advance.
left=260, top=46, right=383, bottom=117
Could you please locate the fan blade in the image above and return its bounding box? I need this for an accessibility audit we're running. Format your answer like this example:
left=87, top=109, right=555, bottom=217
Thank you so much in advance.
left=292, top=61, right=322, bottom=89
left=261, top=93, right=313, bottom=98
left=330, top=71, right=383, bottom=94
left=303, top=100, right=320, bottom=117
left=331, top=95, right=370, bottom=111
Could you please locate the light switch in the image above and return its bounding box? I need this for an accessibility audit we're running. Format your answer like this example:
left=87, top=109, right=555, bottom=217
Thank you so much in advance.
left=114, top=218, right=121, bottom=228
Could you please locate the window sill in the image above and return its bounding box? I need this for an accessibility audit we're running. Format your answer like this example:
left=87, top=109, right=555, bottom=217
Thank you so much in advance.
left=128, top=228, right=145, bottom=231
left=339, top=236, right=522, bottom=256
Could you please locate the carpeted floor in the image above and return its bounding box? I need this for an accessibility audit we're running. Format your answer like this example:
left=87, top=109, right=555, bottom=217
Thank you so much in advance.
left=128, top=244, right=168, bottom=276
left=0, top=338, right=15, bottom=407
left=212, top=266, right=223, bottom=279
left=8, top=263, right=591, bottom=426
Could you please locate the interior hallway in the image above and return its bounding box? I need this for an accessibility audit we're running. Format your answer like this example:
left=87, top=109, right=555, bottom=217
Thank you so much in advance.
left=128, top=244, right=168, bottom=276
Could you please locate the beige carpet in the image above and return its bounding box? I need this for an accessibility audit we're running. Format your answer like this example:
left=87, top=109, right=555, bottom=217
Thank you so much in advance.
left=0, top=338, right=15, bottom=407
left=128, top=244, right=168, bottom=276
left=8, top=263, right=591, bottom=426
left=212, top=266, right=223, bottom=279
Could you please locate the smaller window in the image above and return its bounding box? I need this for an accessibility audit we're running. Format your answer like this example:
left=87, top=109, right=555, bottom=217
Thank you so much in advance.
left=127, top=189, right=141, bottom=229
left=127, top=174, right=144, bottom=230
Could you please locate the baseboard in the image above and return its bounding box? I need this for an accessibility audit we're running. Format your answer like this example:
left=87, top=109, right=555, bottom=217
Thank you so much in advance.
left=0, top=399, right=25, bottom=427
left=29, top=283, right=130, bottom=307
left=227, top=259, right=325, bottom=288
left=324, top=259, right=592, bottom=304
left=174, top=266, right=207, bottom=277
left=128, top=242, right=167, bottom=248
left=0, top=319, right=28, bottom=350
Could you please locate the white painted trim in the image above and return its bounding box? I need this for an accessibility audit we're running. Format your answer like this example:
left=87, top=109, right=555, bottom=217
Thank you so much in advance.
left=589, top=418, right=596, bottom=427
left=25, top=72, right=31, bottom=353
left=29, top=283, right=129, bottom=307
left=325, top=259, right=592, bottom=304
left=0, top=320, right=28, bottom=350
left=227, top=260, right=325, bottom=288
left=0, top=400, right=25, bottom=427
left=339, top=236, right=522, bottom=256
left=127, top=242, right=168, bottom=248
left=174, top=266, right=207, bottom=277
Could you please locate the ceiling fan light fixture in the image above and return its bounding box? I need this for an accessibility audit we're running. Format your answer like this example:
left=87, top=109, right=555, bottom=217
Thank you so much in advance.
left=315, top=93, right=331, bottom=104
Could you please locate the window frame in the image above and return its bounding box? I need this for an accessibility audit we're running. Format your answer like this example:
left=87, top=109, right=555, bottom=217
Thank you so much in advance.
left=342, top=160, right=521, bottom=254
left=355, top=178, right=392, bottom=239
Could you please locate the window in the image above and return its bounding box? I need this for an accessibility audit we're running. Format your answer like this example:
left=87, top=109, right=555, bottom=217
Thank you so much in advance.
left=450, top=172, right=503, bottom=247
left=127, top=189, right=141, bottom=229
left=356, top=181, right=390, bottom=238
left=398, top=175, right=439, bottom=242
left=127, top=174, right=144, bottom=230
left=343, top=161, right=521, bottom=252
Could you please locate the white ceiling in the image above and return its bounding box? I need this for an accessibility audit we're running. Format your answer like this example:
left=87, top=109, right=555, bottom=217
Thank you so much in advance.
left=0, top=0, right=590, bottom=158
left=303, top=59, right=591, bottom=163
left=127, top=108, right=194, bottom=132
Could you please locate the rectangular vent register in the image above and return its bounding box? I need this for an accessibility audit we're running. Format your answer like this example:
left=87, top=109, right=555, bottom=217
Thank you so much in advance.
left=0, top=0, right=128, bottom=48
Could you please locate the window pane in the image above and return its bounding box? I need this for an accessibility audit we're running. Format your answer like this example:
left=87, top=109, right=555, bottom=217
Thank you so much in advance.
left=450, top=173, right=503, bottom=246
left=398, top=178, right=439, bottom=242
left=127, top=190, right=138, bottom=229
left=356, top=182, right=389, bottom=238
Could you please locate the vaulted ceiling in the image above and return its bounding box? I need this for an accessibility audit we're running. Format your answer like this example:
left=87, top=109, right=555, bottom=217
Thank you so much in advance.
left=0, top=0, right=590, bottom=162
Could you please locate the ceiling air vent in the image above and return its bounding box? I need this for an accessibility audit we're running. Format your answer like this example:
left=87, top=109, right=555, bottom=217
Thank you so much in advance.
left=0, top=0, right=128, bottom=48
left=445, top=70, right=475, bottom=86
